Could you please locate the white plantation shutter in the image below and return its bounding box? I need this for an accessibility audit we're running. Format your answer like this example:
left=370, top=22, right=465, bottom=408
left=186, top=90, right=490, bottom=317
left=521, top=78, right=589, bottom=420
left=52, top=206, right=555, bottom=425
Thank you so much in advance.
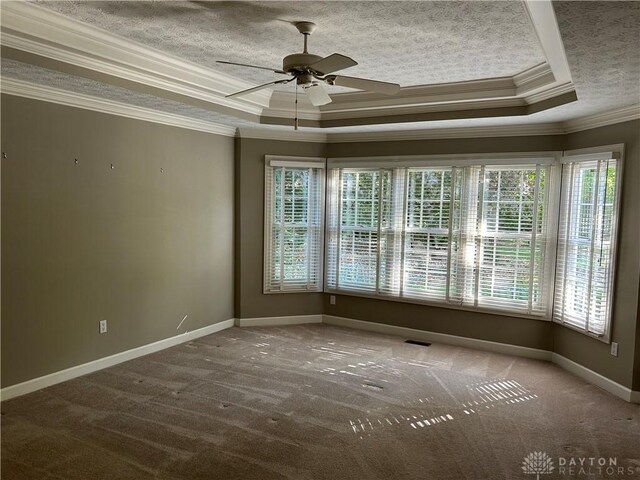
left=554, top=154, right=621, bottom=338
left=472, top=165, right=554, bottom=315
left=325, top=168, right=404, bottom=294
left=402, top=168, right=457, bottom=302
left=325, top=156, right=557, bottom=317
left=264, top=157, right=325, bottom=293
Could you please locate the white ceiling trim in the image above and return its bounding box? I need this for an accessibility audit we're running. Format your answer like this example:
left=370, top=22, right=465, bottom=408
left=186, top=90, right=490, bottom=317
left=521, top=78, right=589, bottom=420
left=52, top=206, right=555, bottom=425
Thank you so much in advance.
left=323, top=77, right=519, bottom=111
left=1, top=77, right=236, bottom=137
left=0, top=1, right=268, bottom=115
left=522, top=0, right=573, bottom=85
left=263, top=65, right=564, bottom=123
left=237, top=128, right=327, bottom=144
left=513, top=63, right=556, bottom=95
left=563, top=105, right=640, bottom=134
left=326, top=124, right=565, bottom=143
left=5, top=75, right=635, bottom=142
left=238, top=104, right=639, bottom=143
left=320, top=98, right=527, bottom=121
left=523, top=82, right=576, bottom=104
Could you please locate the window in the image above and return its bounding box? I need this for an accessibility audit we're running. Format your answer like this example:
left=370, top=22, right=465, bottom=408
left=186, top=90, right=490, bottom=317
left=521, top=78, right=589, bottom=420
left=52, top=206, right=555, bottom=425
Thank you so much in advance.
left=264, top=157, right=325, bottom=292
left=471, top=165, right=553, bottom=315
left=554, top=150, right=622, bottom=339
left=403, top=168, right=455, bottom=301
left=325, top=156, right=557, bottom=317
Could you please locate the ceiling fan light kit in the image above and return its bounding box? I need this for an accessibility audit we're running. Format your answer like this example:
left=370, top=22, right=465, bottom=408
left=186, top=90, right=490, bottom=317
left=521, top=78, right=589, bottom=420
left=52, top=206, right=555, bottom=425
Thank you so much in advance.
left=217, top=20, right=401, bottom=127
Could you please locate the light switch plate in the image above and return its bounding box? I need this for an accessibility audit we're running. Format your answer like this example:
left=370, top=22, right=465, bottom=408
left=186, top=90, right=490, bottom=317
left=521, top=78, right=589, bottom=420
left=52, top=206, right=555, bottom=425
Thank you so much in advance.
left=610, top=342, right=618, bottom=357
left=99, top=319, right=107, bottom=334
left=330, top=295, right=336, bottom=305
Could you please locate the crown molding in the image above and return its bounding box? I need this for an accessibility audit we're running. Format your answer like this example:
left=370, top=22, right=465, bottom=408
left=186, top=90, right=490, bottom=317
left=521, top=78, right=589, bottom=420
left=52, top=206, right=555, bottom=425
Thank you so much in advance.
left=238, top=104, right=639, bottom=143
left=326, top=123, right=565, bottom=143
left=4, top=77, right=635, bottom=142
left=320, top=97, right=527, bottom=121
left=563, top=105, right=640, bottom=133
left=514, top=63, right=556, bottom=95
left=323, top=77, right=517, bottom=111
left=0, top=1, right=268, bottom=116
left=1, top=77, right=237, bottom=137
left=264, top=69, right=566, bottom=123
left=237, top=127, right=327, bottom=143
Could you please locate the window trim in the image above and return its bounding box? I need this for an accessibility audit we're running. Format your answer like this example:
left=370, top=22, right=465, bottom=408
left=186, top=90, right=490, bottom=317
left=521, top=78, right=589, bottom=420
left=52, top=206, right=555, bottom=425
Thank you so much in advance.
left=552, top=144, right=624, bottom=343
left=263, top=155, right=326, bottom=294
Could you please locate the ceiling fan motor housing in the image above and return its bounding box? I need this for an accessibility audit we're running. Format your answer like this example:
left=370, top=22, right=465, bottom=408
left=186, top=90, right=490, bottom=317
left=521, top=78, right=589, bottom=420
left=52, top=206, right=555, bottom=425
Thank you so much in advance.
left=283, top=53, right=323, bottom=75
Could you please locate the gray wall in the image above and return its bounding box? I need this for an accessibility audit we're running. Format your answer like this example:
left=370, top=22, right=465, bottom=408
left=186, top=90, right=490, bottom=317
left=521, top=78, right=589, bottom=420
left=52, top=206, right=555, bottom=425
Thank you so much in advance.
left=235, top=137, right=326, bottom=319
left=1, top=95, right=235, bottom=387
left=560, top=120, right=640, bottom=389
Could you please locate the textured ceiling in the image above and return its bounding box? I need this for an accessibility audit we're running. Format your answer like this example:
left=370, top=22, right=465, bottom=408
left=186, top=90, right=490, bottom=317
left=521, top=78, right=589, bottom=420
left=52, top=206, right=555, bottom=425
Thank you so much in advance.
left=33, top=0, right=546, bottom=89
left=552, top=0, right=640, bottom=117
left=3, top=1, right=639, bottom=133
left=0, top=59, right=256, bottom=127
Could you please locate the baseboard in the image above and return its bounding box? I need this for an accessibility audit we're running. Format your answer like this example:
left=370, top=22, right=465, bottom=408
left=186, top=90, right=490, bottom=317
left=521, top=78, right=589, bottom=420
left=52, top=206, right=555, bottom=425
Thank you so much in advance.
left=551, top=353, right=638, bottom=403
left=235, top=314, right=323, bottom=327
left=4, top=314, right=637, bottom=404
left=322, top=314, right=638, bottom=404
left=322, top=314, right=552, bottom=361
left=0, top=318, right=235, bottom=402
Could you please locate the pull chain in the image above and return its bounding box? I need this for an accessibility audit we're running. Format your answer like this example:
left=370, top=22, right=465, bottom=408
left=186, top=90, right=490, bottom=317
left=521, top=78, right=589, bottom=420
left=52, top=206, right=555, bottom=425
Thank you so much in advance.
left=294, top=83, right=299, bottom=130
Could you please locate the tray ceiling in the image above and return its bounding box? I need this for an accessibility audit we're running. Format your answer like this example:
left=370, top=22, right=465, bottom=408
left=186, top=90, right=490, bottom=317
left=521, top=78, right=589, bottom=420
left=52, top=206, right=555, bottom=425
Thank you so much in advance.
left=1, top=1, right=638, bottom=136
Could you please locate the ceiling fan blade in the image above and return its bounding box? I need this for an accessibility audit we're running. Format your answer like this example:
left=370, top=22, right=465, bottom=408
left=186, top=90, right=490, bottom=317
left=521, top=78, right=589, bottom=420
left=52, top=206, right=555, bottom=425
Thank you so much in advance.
left=309, top=53, right=357, bottom=75
left=304, top=83, right=332, bottom=106
left=328, top=75, right=400, bottom=95
left=217, top=60, right=287, bottom=75
left=226, top=79, right=292, bottom=98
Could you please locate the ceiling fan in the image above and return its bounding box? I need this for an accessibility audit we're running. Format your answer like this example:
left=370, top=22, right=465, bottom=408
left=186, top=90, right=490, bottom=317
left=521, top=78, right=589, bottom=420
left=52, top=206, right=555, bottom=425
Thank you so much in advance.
left=217, top=21, right=401, bottom=112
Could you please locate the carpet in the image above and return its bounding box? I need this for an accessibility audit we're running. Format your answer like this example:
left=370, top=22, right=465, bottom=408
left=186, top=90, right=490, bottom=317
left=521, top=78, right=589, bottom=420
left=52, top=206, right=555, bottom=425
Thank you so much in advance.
left=2, top=324, right=639, bottom=479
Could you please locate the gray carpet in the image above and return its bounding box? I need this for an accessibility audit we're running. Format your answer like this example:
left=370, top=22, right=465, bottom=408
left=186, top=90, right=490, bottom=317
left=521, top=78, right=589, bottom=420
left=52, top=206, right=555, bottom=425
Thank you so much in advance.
left=1, top=324, right=639, bottom=479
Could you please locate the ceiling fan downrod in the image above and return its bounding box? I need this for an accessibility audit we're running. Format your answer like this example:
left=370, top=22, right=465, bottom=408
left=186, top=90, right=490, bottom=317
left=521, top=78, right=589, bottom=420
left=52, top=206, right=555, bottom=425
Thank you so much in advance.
left=294, top=21, right=317, bottom=54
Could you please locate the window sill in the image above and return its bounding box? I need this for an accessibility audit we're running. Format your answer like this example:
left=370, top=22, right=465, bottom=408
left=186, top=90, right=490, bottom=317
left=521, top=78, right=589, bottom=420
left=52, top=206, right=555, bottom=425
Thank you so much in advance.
left=552, top=319, right=610, bottom=344
left=263, top=288, right=323, bottom=294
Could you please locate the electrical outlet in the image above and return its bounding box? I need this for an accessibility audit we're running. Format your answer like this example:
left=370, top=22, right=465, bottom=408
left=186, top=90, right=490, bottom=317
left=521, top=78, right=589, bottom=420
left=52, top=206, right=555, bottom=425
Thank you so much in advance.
left=330, top=295, right=336, bottom=305
left=610, top=342, right=618, bottom=357
left=99, top=319, right=107, bottom=334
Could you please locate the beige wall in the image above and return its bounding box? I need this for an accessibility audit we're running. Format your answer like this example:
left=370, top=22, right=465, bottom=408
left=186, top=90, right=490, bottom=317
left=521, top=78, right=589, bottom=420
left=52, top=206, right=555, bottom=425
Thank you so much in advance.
left=235, top=137, right=326, bottom=319
left=560, top=120, right=640, bottom=389
left=1, top=95, right=235, bottom=387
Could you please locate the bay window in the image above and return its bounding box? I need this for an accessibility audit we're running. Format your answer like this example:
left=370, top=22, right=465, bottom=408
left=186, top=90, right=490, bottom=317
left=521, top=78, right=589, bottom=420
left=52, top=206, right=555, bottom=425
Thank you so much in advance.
left=265, top=146, right=623, bottom=340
